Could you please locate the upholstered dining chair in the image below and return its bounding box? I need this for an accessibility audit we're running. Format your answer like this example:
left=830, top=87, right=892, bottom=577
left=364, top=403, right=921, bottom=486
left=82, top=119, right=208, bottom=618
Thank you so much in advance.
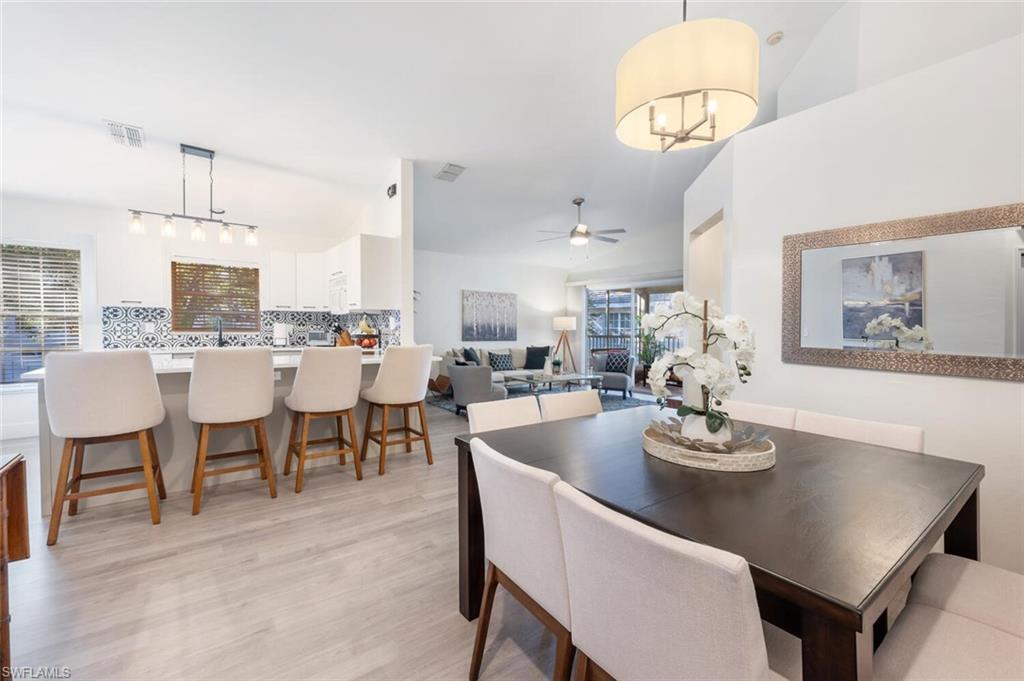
left=359, top=344, right=434, bottom=475
left=538, top=389, right=602, bottom=422
left=468, top=438, right=575, bottom=681
left=718, top=399, right=797, bottom=430
left=44, top=350, right=167, bottom=545
left=467, top=395, right=541, bottom=433
left=553, top=480, right=795, bottom=680
left=794, top=410, right=925, bottom=452
left=188, top=347, right=278, bottom=514
left=283, top=346, right=363, bottom=491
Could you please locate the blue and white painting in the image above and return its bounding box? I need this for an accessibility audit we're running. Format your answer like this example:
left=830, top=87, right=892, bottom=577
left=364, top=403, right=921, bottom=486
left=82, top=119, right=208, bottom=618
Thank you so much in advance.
left=462, top=290, right=517, bottom=342
left=842, top=251, right=924, bottom=340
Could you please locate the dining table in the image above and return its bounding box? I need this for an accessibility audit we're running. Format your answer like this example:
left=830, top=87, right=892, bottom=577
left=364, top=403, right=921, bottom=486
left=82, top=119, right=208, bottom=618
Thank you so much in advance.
left=455, top=405, right=984, bottom=681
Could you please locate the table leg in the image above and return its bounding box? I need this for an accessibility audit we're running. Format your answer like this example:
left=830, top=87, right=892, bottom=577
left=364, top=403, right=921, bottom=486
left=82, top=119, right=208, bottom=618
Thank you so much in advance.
left=458, top=440, right=485, bottom=621
left=944, top=489, right=979, bottom=560
left=801, top=610, right=872, bottom=681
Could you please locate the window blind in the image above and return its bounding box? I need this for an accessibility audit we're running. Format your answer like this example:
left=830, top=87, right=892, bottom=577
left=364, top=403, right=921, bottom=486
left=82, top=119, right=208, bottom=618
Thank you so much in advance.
left=171, top=261, right=260, bottom=332
left=0, top=244, right=81, bottom=383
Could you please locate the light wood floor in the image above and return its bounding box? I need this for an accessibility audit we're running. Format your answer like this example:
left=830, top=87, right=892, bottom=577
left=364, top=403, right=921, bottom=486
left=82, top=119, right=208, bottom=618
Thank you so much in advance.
left=11, top=405, right=560, bottom=680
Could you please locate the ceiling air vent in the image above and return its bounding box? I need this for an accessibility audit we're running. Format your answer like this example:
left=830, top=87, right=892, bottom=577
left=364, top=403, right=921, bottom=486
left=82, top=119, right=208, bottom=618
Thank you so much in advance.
left=105, top=120, right=146, bottom=148
left=433, top=163, right=466, bottom=182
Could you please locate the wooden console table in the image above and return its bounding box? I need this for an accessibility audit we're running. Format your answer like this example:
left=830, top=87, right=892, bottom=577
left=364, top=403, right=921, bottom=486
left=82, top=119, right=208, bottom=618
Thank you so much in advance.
left=0, top=454, right=29, bottom=681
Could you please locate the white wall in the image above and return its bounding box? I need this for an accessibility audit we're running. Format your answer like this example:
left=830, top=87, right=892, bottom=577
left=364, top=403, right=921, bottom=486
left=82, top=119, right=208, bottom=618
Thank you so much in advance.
left=778, top=1, right=1024, bottom=117
left=413, top=249, right=569, bottom=353
left=685, top=35, right=1024, bottom=572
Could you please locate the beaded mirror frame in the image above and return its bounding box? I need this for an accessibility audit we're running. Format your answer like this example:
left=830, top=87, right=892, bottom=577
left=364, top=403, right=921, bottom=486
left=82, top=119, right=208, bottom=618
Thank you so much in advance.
left=781, top=203, right=1024, bottom=382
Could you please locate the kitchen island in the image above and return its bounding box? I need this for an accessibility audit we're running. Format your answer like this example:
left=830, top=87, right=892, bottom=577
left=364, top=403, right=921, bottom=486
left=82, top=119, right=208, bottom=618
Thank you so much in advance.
left=23, top=350, right=441, bottom=514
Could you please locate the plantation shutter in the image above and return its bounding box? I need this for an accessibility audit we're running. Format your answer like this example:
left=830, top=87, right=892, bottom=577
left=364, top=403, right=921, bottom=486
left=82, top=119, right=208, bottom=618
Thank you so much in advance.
left=0, top=244, right=81, bottom=383
left=171, top=261, right=260, bottom=332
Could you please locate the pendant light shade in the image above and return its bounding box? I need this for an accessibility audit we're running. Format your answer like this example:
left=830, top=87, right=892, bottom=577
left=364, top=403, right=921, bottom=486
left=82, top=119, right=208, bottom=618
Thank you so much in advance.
left=615, top=18, right=759, bottom=152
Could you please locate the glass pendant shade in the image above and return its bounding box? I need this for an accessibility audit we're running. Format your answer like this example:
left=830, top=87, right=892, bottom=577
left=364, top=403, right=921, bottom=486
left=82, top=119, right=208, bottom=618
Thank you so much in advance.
left=161, top=216, right=176, bottom=238
left=616, top=18, right=759, bottom=151
left=129, top=211, right=145, bottom=234
left=244, top=226, right=259, bottom=246
left=191, top=220, right=207, bottom=242
left=219, top=224, right=233, bottom=244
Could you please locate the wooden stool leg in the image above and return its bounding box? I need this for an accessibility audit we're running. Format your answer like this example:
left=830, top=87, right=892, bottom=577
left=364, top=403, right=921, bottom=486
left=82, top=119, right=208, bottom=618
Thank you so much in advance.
left=553, top=628, right=577, bottom=681
left=295, top=413, right=311, bottom=493
left=47, top=438, right=75, bottom=546
left=574, top=652, right=590, bottom=681
left=469, top=563, right=499, bottom=681
left=190, top=427, right=203, bottom=494
left=347, top=409, right=363, bottom=481
left=378, top=404, right=391, bottom=476
left=284, top=411, right=299, bottom=476
left=255, top=418, right=277, bottom=499
left=67, top=439, right=85, bottom=516
left=417, top=401, right=434, bottom=466
left=137, top=430, right=161, bottom=525
left=402, top=407, right=412, bottom=453
left=361, top=403, right=374, bottom=462
left=336, top=415, right=347, bottom=465
left=192, top=424, right=210, bottom=515
left=147, top=429, right=167, bottom=499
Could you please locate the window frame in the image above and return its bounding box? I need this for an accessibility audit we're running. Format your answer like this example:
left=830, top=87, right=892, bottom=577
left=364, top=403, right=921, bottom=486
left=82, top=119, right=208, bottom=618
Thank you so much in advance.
left=170, top=259, right=261, bottom=333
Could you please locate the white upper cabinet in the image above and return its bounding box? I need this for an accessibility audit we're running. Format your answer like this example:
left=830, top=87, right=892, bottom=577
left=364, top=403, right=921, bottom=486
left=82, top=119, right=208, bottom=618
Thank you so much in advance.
left=268, top=251, right=296, bottom=310
left=295, top=252, right=329, bottom=311
left=97, top=232, right=166, bottom=307
left=343, top=234, right=400, bottom=311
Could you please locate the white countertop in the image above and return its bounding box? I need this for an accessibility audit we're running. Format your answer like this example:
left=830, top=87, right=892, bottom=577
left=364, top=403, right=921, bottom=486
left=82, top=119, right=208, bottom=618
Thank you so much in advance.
left=21, top=351, right=441, bottom=380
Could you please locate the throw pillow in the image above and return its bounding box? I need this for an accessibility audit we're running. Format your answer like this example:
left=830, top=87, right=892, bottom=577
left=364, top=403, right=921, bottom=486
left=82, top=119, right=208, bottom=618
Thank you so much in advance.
left=488, top=352, right=515, bottom=372
left=524, top=345, right=549, bottom=370
left=606, top=353, right=630, bottom=374
left=453, top=359, right=469, bottom=366
left=463, top=347, right=481, bottom=365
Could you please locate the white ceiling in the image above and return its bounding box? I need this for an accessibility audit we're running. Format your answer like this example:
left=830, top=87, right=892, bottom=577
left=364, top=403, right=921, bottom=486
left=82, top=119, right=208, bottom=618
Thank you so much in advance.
left=1, top=1, right=842, bottom=266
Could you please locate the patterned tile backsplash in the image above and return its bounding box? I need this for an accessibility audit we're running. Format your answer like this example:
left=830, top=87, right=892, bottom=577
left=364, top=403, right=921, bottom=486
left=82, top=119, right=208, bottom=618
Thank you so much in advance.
left=102, top=306, right=401, bottom=350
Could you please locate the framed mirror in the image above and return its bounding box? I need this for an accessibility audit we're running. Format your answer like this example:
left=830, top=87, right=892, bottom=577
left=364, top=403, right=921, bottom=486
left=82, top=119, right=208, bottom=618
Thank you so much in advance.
left=782, top=203, right=1024, bottom=381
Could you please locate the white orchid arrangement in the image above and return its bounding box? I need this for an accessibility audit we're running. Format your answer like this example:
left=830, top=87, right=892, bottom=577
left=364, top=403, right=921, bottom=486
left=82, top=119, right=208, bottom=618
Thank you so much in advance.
left=863, top=313, right=934, bottom=352
left=640, top=291, right=754, bottom=434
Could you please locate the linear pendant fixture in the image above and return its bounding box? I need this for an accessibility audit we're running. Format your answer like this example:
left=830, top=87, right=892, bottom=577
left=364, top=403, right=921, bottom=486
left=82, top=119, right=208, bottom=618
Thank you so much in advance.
left=615, top=0, right=758, bottom=152
left=128, top=143, right=259, bottom=245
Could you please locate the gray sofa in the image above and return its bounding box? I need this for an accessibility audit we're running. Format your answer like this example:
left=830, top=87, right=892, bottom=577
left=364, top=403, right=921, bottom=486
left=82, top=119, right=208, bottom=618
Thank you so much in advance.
left=448, top=365, right=508, bottom=415
left=440, top=346, right=553, bottom=386
left=591, top=352, right=636, bottom=399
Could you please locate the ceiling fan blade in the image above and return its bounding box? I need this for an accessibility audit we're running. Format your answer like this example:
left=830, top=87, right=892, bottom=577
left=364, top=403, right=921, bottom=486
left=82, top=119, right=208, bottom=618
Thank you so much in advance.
left=592, top=235, right=620, bottom=244
left=592, top=229, right=626, bottom=234
left=536, top=236, right=566, bottom=243
left=536, top=230, right=566, bottom=234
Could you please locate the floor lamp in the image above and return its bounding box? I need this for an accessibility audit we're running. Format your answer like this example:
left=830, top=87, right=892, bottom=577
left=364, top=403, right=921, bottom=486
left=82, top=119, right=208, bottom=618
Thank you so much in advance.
left=552, top=316, right=577, bottom=374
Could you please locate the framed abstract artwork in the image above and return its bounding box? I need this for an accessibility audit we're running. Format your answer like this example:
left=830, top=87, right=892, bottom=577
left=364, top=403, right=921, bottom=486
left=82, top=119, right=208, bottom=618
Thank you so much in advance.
left=461, top=290, right=517, bottom=342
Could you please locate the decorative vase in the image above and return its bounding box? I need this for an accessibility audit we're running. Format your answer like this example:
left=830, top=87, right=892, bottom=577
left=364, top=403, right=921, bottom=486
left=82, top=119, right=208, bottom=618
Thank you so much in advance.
left=679, top=414, right=732, bottom=444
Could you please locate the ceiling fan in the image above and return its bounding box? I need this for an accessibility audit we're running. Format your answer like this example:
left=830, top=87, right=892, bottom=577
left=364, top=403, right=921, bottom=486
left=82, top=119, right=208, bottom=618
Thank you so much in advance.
left=537, top=197, right=626, bottom=246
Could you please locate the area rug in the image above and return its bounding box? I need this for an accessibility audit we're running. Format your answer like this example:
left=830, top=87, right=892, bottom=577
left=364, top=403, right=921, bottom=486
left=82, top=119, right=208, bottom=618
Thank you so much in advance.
left=426, top=387, right=656, bottom=416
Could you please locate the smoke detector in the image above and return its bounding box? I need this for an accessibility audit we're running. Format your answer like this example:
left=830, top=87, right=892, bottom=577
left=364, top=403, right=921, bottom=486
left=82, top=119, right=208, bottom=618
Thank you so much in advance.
left=105, top=120, right=146, bottom=148
left=433, top=162, right=466, bottom=182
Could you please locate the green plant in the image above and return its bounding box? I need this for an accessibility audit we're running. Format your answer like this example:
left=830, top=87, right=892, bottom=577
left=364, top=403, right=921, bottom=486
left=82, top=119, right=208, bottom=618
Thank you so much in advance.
left=636, top=314, right=663, bottom=365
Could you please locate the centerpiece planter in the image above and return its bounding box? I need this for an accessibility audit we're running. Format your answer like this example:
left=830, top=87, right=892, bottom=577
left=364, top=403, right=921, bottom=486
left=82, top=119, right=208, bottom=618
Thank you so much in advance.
left=639, top=292, right=774, bottom=472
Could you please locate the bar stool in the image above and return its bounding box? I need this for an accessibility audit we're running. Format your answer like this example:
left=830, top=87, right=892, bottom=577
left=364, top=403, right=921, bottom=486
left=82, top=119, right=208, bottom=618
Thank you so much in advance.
left=188, top=347, right=277, bottom=514
left=44, top=350, right=167, bottom=545
left=359, top=344, right=434, bottom=476
left=283, top=346, right=363, bottom=491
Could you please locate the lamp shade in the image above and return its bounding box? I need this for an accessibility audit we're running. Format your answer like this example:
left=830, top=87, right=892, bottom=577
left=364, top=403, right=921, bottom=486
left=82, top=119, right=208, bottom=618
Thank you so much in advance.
left=615, top=18, right=759, bottom=151
left=553, top=316, right=577, bottom=332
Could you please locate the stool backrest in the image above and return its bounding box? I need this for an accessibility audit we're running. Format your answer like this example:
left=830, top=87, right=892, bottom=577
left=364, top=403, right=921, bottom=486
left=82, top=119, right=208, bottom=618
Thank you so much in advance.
left=468, top=396, right=541, bottom=433
left=288, top=346, right=362, bottom=412
left=44, top=350, right=164, bottom=438
left=367, top=344, right=433, bottom=404
left=538, top=389, right=602, bottom=422
left=554, top=481, right=773, bottom=681
left=188, top=347, right=273, bottom=424
left=471, top=438, right=571, bottom=629
left=794, top=410, right=924, bottom=452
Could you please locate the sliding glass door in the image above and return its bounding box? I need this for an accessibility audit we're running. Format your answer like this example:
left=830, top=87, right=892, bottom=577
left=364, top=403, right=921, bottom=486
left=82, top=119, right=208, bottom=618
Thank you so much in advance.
left=585, top=285, right=682, bottom=368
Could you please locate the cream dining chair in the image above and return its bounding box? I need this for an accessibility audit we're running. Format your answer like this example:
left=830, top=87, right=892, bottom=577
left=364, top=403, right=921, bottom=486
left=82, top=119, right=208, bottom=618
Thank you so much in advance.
left=794, top=410, right=925, bottom=452
left=467, top=395, right=541, bottom=433
left=538, top=389, right=602, bottom=422
left=719, top=399, right=797, bottom=430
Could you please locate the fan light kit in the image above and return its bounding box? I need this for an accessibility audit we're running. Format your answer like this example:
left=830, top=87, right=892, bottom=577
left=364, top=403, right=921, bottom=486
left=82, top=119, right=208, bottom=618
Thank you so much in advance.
left=537, top=198, right=626, bottom=248
left=615, top=0, right=759, bottom=152
left=127, top=143, right=259, bottom=245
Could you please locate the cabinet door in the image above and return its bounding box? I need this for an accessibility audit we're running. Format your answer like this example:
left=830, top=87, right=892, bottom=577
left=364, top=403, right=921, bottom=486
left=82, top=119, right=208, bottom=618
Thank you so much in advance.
left=268, top=251, right=297, bottom=310
left=359, top=235, right=401, bottom=310
left=97, top=232, right=166, bottom=307
left=295, top=252, right=329, bottom=311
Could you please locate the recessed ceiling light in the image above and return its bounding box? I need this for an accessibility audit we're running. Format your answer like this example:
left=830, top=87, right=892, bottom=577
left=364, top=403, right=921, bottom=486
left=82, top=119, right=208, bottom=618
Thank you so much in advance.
left=767, top=31, right=784, bottom=46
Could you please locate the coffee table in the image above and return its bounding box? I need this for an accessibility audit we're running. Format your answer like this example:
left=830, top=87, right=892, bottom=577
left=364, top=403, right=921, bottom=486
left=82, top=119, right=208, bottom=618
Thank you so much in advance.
left=505, top=372, right=602, bottom=394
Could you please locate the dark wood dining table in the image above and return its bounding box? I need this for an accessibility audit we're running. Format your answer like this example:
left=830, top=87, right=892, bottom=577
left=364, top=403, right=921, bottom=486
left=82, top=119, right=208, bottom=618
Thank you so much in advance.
left=455, top=406, right=983, bottom=681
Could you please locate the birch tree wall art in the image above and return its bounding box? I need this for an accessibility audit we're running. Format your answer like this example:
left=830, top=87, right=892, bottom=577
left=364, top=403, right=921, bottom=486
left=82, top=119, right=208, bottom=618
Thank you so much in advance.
left=461, top=290, right=517, bottom=342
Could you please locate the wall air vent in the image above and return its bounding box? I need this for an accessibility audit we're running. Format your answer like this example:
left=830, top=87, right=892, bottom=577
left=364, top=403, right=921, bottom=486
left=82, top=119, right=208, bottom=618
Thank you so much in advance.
left=105, top=120, right=146, bottom=148
left=433, top=163, right=466, bottom=182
